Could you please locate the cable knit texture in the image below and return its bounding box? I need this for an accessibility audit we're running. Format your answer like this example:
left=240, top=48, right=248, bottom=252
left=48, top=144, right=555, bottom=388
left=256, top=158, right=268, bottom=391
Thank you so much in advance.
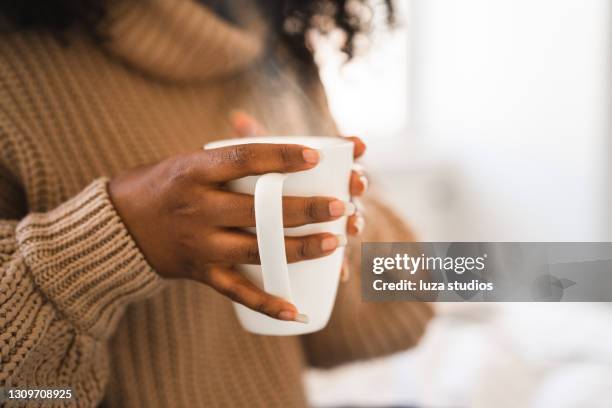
left=0, top=0, right=433, bottom=406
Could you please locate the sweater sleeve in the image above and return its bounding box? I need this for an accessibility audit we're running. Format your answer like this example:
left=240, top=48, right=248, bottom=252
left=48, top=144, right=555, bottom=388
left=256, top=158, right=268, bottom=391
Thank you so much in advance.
left=0, top=177, right=163, bottom=403
left=301, top=193, right=434, bottom=368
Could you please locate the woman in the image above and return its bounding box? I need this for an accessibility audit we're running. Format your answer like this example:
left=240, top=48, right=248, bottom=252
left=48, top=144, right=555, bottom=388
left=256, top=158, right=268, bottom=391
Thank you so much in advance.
left=0, top=0, right=432, bottom=406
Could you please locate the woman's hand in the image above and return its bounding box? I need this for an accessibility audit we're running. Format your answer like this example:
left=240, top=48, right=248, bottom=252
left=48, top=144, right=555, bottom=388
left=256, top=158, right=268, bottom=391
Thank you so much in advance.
left=109, top=143, right=355, bottom=323
left=231, top=111, right=368, bottom=281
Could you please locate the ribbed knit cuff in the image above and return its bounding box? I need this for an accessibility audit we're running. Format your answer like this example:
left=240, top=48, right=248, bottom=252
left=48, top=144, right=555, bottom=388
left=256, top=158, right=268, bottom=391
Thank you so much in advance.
left=16, top=178, right=164, bottom=338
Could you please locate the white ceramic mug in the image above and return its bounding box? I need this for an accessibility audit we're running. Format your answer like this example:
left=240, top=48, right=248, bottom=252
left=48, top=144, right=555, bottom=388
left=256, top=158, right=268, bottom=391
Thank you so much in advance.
left=204, top=136, right=354, bottom=335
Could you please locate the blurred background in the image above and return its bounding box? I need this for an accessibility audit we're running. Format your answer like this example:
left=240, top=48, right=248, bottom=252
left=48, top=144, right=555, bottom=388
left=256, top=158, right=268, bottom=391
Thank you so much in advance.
left=307, top=0, right=612, bottom=406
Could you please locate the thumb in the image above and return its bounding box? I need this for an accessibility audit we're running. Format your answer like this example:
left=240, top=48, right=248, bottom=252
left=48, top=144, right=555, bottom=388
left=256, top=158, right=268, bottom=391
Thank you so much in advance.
left=230, top=110, right=266, bottom=137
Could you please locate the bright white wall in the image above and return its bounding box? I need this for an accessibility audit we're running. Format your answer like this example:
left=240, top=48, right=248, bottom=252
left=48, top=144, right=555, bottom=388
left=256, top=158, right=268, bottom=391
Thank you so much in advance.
left=317, top=1, right=410, bottom=140
left=410, top=0, right=611, bottom=241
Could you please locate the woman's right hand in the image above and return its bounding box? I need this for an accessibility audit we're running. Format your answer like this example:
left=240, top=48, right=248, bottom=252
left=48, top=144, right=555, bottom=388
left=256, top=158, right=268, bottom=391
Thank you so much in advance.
left=108, top=144, right=354, bottom=322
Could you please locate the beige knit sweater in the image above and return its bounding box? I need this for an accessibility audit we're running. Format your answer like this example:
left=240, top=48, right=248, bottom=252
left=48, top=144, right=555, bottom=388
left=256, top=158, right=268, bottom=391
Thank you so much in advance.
left=0, top=0, right=432, bottom=406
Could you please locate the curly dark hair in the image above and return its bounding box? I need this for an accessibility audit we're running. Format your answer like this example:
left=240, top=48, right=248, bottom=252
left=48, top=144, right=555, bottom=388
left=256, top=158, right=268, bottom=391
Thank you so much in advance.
left=0, top=0, right=394, bottom=65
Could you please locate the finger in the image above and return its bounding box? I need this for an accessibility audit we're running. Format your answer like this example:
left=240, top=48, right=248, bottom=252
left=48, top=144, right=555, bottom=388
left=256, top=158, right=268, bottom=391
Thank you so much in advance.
left=203, top=190, right=356, bottom=227
left=195, top=143, right=320, bottom=182
left=207, top=230, right=347, bottom=264
left=230, top=110, right=267, bottom=137
left=347, top=213, right=365, bottom=236
left=197, top=264, right=307, bottom=322
left=350, top=170, right=368, bottom=196
left=283, top=196, right=355, bottom=227
left=342, top=136, right=366, bottom=159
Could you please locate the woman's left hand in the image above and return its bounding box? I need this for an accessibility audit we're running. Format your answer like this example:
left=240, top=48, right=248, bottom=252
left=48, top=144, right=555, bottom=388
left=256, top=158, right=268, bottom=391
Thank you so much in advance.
left=230, top=111, right=367, bottom=280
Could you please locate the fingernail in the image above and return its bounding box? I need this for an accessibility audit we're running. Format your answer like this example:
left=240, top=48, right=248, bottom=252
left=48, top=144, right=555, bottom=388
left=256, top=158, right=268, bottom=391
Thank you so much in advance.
left=352, top=163, right=364, bottom=172
left=294, top=313, right=309, bottom=324
left=302, top=149, right=320, bottom=164
left=336, top=234, right=348, bottom=247
left=279, top=310, right=296, bottom=321
left=329, top=200, right=356, bottom=217
left=359, top=175, right=369, bottom=192
left=344, top=202, right=356, bottom=215
left=321, top=235, right=339, bottom=252
left=354, top=215, right=365, bottom=235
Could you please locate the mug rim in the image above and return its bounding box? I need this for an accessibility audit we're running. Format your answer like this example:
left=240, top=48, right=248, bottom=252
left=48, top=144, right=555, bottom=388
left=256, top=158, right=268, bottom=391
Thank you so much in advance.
left=204, top=136, right=353, bottom=150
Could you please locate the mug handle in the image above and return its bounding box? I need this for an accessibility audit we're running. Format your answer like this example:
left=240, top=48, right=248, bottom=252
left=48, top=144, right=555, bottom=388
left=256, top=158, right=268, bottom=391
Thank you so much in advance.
left=254, top=173, right=293, bottom=302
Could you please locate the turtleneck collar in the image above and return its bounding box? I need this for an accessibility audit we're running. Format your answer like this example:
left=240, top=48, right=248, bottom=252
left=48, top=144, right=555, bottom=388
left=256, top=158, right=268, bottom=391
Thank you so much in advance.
left=102, top=0, right=266, bottom=83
